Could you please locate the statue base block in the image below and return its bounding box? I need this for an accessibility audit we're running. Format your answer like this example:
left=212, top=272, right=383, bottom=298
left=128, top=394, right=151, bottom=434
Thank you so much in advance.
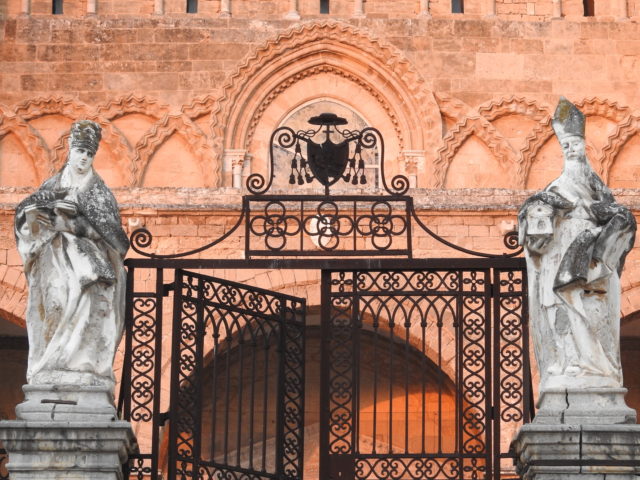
left=0, top=420, right=135, bottom=480
left=513, top=424, right=640, bottom=479
left=15, top=384, right=118, bottom=422
left=534, top=388, right=636, bottom=425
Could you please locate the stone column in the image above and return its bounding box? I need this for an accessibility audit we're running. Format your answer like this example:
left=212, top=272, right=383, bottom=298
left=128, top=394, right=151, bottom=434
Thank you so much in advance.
left=285, top=0, right=300, bottom=19
left=619, top=0, right=628, bottom=18
left=87, top=0, right=97, bottom=14
left=20, top=0, right=30, bottom=14
left=154, top=0, right=163, bottom=15
left=402, top=150, right=425, bottom=188
left=552, top=0, right=562, bottom=18
left=354, top=0, right=365, bottom=17
left=486, top=0, right=496, bottom=16
left=418, top=0, right=430, bottom=16
left=223, top=149, right=247, bottom=189
left=220, top=0, right=231, bottom=17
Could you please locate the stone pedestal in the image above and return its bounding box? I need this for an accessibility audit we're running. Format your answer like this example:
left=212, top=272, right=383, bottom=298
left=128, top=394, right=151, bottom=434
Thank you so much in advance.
left=513, top=387, right=640, bottom=479
left=0, top=421, right=135, bottom=480
left=534, top=388, right=636, bottom=425
left=15, top=384, right=118, bottom=422
left=514, top=424, right=640, bottom=480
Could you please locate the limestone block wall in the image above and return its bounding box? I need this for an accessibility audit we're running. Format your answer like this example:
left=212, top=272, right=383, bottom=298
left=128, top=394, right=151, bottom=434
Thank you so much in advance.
left=2, top=6, right=640, bottom=465
left=2, top=0, right=639, bottom=19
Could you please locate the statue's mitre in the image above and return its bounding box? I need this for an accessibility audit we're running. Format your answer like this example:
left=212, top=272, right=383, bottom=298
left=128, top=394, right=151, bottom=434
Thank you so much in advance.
left=69, top=119, right=102, bottom=156
left=552, top=97, right=585, bottom=140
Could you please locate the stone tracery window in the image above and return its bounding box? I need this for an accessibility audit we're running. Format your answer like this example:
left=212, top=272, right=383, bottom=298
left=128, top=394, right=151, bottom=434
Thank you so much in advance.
left=452, top=0, right=463, bottom=13
left=187, top=0, right=197, bottom=13
left=52, top=0, right=63, bottom=14
left=320, top=0, right=329, bottom=14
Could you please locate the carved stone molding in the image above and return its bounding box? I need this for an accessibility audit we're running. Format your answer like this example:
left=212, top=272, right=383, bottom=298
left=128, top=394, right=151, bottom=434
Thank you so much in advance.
left=210, top=20, right=439, bottom=186
left=477, top=95, right=550, bottom=123
left=245, top=65, right=404, bottom=154
left=0, top=114, right=52, bottom=181
left=94, top=94, right=170, bottom=121
left=0, top=267, right=27, bottom=329
left=519, top=97, right=634, bottom=184
left=434, top=93, right=474, bottom=123
left=434, top=115, right=518, bottom=188
left=133, top=114, right=217, bottom=187
left=50, top=117, right=133, bottom=184
left=13, top=96, right=91, bottom=122
left=181, top=95, right=217, bottom=121
left=600, top=115, right=640, bottom=183
left=575, top=97, right=631, bottom=123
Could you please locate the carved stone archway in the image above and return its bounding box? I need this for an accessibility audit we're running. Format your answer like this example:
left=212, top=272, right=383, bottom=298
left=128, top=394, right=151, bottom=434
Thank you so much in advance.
left=211, top=21, right=441, bottom=188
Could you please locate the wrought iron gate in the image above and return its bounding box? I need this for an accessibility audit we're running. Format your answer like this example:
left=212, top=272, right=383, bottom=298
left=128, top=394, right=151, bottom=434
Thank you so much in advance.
left=168, top=270, right=306, bottom=480
left=320, top=266, right=530, bottom=480
left=117, top=112, right=531, bottom=480
left=119, top=268, right=306, bottom=480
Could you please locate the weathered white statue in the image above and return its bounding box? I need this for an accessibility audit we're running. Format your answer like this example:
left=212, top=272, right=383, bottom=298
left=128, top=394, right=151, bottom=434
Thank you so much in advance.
left=14, top=120, right=129, bottom=391
left=518, top=98, right=636, bottom=393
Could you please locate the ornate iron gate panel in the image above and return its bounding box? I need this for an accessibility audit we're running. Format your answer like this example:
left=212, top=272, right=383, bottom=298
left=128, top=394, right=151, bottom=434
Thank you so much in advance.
left=169, top=270, right=306, bottom=480
left=320, top=267, right=530, bottom=480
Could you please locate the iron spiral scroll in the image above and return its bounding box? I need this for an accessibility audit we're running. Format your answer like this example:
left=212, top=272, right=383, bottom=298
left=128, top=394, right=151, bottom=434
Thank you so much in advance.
left=128, top=112, right=523, bottom=259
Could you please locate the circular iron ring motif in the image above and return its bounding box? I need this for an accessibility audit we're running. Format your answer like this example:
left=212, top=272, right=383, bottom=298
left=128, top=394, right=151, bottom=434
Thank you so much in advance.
left=303, top=201, right=355, bottom=251
left=355, top=201, right=408, bottom=250
left=249, top=201, right=302, bottom=251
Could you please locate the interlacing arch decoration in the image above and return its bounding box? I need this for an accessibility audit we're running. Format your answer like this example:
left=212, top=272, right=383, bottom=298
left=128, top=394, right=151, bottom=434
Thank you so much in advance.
left=0, top=267, right=28, bottom=329
left=13, top=96, right=90, bottom=121
left=94, top=94, right=171, bottom=122
left=181, top=95, right=217, bottom=121
left=434, top=93, right=475, bottom=124
left=517, top=97, right=635, bottom=184
left=245, top=65, right=405, bottom=154
left=50, top=118, right=133, bottom=178
left=598, top=114, right=640, bottom=183
left=477, top=96, right=550, bottom=123
left=0, top=113, right=52, bottom=182
left=132, top=114, right=217, bottom=187
left=434, top=116, right=518, bottom=188
left=621, top=284, right=640, bottom=321
left=210, top=20, right=440, bottom=185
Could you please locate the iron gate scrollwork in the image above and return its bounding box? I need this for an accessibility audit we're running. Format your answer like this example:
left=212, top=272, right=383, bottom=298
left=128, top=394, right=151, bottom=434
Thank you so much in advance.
left=118, top=112, right=530, bottom=480
left=169, top=270, right=306, bottom=480
left=320, top=267, right=530, bottom=480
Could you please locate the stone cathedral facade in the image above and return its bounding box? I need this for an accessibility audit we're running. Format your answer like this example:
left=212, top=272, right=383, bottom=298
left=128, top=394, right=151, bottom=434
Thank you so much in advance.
left=2, top=0, right=640, bottom=477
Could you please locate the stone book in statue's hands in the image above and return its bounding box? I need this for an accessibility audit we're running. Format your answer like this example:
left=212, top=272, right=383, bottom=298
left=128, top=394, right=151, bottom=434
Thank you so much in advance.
left=22, top=200, right=77, bottom=235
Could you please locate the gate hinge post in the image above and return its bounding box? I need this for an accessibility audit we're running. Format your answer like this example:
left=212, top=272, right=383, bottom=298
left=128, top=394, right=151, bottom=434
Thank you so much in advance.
left=163, top=282, right=175, bottom=296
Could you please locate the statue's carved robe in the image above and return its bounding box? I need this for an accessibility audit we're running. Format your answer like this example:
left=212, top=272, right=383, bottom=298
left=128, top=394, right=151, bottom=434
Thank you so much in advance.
left=520, top=161, right=635, bottom=390
left=14, top=168, right=129, bottom=388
